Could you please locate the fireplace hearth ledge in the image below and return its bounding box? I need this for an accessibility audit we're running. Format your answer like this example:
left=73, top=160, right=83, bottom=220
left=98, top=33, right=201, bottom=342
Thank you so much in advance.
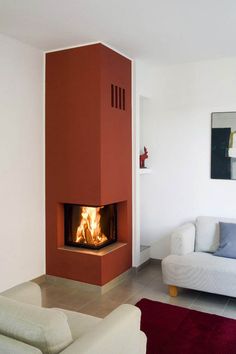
left=44, top=267, right=133, bottom=295
left=58, top=242, right=127, bottom=256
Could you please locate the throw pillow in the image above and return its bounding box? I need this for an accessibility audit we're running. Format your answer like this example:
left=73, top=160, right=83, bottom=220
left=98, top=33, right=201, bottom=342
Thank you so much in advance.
left=214, top=222, right=236, bottom=259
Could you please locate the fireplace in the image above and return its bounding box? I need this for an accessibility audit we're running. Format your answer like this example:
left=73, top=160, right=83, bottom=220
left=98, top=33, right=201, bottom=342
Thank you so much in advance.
left=46, top=43, right=132, bottom=285
left=64, top=203, right=117, bottom=250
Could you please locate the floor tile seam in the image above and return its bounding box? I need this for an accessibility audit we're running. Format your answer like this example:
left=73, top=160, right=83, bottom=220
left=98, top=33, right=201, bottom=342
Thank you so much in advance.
left=105, top=292, right=136, bottom=303
left=192, top=299, right=228, bottom=310
left=124, top=292, right=140, bottom=304
left=76, top=293, right=124, bottom=312
left=72, top=296, right=101, bottom=312
left=221, top=298, right=231, bottom=316
left=188, top=292, right=200, bottom=309
left=102, top=285, right=145, bottom=298
left=134, top=274, right=161, bottom=287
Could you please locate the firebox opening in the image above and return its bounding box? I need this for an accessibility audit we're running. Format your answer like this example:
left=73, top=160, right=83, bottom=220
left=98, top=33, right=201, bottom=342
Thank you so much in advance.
left=64, top=203, right=117, bottom=250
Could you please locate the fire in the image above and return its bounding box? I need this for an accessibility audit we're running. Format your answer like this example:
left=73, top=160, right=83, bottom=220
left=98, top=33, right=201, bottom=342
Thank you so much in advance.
left=75, top=206, right=108, bottom=246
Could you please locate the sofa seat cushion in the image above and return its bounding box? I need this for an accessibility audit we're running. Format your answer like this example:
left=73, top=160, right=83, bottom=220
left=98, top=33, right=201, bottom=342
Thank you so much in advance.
left=195, top=216, right=236, bottom=253
left=56, top=308, right=101, bottom=340
left=162, top=252, right=236, bottom=297
left=0, top=296, right=73, bottom=354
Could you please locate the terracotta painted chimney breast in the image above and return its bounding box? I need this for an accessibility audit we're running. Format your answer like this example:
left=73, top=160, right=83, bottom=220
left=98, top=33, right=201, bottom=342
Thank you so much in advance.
left=46, top=44, right=132, bottom=286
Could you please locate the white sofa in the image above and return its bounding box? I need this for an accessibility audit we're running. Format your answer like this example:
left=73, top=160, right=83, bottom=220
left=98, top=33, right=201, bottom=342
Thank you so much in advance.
left=162, top=216, right=236, bottom=297
left=0, top=282, right=146, bottom=354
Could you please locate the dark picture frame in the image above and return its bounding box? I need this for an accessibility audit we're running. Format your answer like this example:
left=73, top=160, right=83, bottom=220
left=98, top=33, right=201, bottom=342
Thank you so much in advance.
left=211, top=112, right=236, bottom=180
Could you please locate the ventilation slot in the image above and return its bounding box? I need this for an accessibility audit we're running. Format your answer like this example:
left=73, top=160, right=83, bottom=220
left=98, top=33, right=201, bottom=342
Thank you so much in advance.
left=111, top=84, right=126, bottom=111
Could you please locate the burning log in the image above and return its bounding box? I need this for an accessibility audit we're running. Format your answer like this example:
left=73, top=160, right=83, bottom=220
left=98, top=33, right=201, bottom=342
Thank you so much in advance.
left=75, top=206, right=108, bottom=246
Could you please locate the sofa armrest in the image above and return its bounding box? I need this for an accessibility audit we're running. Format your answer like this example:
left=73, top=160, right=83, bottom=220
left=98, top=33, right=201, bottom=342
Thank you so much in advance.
left=171, top=223, right=195, bottom=255
left=60, top=304, right=146, bottom=354
left=0, top=334, right=42, bottom=354
left=1, top=282, right=42, bottom=306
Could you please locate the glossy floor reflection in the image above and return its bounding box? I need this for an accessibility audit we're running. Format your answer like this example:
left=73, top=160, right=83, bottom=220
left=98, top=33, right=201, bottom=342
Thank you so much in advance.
left=40, top=261, right=235, bottom=319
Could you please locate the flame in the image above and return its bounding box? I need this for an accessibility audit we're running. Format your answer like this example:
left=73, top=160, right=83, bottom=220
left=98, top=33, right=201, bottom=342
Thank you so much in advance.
left=75, top=206, right=108, bottom=246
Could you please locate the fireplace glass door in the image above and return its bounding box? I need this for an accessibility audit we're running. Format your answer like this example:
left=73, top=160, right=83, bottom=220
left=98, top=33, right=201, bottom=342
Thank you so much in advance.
left=64, top=204, right=117, bottom=250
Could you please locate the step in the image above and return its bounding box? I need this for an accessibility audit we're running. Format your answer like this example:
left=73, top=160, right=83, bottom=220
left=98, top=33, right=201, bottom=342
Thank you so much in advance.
left=140, top=245, right=151, bottom=265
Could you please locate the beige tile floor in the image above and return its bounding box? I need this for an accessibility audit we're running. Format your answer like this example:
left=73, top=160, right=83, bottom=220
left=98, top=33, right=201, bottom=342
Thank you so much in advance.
left=40, top=261, right=236, bottom=319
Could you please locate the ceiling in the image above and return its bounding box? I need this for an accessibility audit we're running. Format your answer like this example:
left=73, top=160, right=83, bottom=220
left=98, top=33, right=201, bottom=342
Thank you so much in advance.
left=1, top=0, right=236, bottom=65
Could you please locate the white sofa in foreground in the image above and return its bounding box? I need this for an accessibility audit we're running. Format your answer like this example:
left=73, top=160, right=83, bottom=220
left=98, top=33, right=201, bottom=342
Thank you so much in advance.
left=162, top=216, right=236, bottom=297
left=0, top=282, right=146, bottom=354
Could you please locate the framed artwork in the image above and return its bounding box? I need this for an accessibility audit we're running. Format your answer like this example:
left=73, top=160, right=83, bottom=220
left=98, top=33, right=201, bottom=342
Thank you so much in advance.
left=211, top=112, right=236, bottom=180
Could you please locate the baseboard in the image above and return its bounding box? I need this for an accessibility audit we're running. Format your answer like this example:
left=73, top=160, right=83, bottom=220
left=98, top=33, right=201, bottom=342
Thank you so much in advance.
left=31, top=274, right=47, bottom=285
left=150, top=258, right=162, bottom=264
left=41, top=268, right=133, bottom=295
left=133, top=258, right=162, bottom=273
left=134, top=259, right=152, bottom=272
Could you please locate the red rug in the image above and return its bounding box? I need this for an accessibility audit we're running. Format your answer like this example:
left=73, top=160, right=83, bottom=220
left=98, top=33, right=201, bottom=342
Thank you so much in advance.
left=136, top=298, right=236, bottom=354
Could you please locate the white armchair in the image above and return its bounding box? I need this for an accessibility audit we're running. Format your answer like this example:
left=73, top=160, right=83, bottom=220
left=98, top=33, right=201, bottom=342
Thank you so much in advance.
left=0, top=282, right=147, bottom=354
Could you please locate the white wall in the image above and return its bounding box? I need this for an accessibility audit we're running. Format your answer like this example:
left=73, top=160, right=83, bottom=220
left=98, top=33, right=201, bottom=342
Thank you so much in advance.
left=136, top=57, right=236, bottom=259
left=0, top=34, right=44, bottom=291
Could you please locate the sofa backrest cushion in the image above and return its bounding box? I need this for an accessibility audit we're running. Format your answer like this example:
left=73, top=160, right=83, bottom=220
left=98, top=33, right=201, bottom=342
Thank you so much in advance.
left=0, top=296, right=73, bottom=354
left=195, top=216, right=236, bottom=252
